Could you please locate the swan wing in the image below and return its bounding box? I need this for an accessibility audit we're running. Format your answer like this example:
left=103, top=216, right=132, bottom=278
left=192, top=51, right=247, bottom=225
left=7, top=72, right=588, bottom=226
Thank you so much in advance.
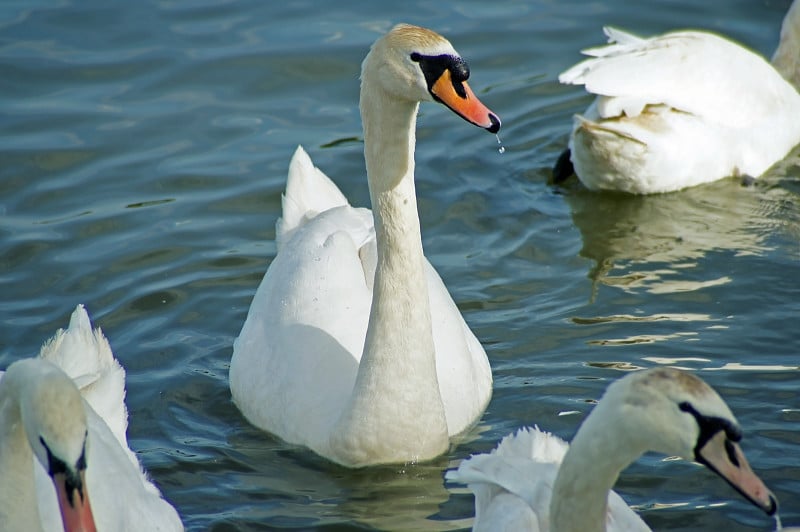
left=231, top=203, right=375, bottom=450
left=425, top=260, right=492, bottom=436
left=560, top=28, right=797, bottom=127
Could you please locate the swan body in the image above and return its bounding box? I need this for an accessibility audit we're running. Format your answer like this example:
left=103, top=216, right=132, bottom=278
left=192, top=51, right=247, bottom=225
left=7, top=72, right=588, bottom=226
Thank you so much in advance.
left=0, top=305, right=183, bottom=531
left=446, top=368, right=777, bottom=532
left=555, top=1, right=800, bottom=194
left=230, top=24, right=500, bottom=467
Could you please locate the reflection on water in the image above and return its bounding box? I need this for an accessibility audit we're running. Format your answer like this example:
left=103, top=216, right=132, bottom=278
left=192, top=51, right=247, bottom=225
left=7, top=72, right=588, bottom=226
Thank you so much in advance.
left=207, top=422, right=470, bottom=530
left=2, top=0, right=800, bottom=530
left=564, top=177, right=791, bottom=295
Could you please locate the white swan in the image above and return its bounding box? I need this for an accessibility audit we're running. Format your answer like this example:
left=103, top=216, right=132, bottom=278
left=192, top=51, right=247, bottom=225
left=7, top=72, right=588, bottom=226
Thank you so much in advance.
left=0, top=304, right=183, bottom=531
left=446, top=367, right=777, bottom=531
left=230, top=24, right=500, bottom=468
left=553, top=0, right=800, bottom=194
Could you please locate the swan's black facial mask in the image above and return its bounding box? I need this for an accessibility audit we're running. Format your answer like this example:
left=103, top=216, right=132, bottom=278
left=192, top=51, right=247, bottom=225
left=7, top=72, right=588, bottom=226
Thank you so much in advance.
left=408, top=52, right=501, bottom=133
left=679, top=401, right=741, bottom=454
left=41, top=434, right=89, bottom=506
left=410, top=52, right=470, bottom=98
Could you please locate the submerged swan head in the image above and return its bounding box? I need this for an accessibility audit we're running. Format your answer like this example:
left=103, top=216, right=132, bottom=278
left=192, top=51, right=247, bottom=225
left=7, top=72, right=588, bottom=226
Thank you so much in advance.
left=361, top=23, right=501, bottom=133
left=8, top=358, right=96, bottom=531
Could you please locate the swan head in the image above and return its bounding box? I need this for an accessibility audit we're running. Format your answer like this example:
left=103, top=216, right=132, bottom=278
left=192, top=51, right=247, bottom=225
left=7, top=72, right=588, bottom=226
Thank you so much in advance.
left=603, top=367, right=777, bottom=515
left=11, top=358, right=97, bottom=532
left=362, top=23, right=501, bottom=133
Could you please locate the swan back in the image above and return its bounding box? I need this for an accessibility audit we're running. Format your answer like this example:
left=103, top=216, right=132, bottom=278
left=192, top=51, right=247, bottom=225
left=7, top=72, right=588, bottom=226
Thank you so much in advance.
left=556, top=8, right=800, bottom=193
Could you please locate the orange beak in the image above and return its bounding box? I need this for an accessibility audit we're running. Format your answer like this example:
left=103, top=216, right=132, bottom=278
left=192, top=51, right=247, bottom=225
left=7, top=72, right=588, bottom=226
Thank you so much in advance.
left=54, top=470, right=97, bottom=532
left=697, top=430, right=777, bottom=515
left=430, top=69, right=501, bottom=133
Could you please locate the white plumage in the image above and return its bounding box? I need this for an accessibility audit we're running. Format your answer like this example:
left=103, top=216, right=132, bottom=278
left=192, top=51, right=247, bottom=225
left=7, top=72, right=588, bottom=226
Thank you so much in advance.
left=0, top=304, right=183, bottom=531
left=230, top=24, right=499, bottom=467
left=556, top=1, right=800, bottom=193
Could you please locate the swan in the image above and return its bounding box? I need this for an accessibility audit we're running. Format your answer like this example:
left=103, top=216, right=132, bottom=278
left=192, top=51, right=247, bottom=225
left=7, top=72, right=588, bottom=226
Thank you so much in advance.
left=230, top=24, right=500, bottom=468
left=446, top=367, right=777, bottom=531
left=552, top=0, right=800, bottom=194
left=0, top=304, right=183, bottom=531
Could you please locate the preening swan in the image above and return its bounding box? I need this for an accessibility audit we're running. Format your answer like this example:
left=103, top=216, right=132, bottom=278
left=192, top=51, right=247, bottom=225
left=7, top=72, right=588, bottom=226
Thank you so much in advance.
left=230, top=24, right=500, bottom=467
left=446, top=367, right=777, bottom=532
left=553, top=1, right=800, bottom=194
left=0, top=305, right=183, bottom=531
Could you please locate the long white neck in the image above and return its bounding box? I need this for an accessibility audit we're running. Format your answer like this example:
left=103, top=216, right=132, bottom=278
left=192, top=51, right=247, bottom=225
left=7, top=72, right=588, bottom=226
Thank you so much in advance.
left=328, top=65, right=449, bottom=466
left=550, top=401, right=648, bottom=532
left=772, top=0, right=800, bottom=90
left=0, top=379, right=44, bottom=531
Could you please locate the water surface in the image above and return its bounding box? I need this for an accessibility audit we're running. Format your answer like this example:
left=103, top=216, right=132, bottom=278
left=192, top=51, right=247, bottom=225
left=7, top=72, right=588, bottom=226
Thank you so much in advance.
left=1, top=0, right=798, bottom=530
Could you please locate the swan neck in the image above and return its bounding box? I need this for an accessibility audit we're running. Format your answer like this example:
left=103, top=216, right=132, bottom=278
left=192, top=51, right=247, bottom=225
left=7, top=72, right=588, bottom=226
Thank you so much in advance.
left=326, top=64, right=448, bottom=466
left=772, top=0, right=800, bottom=90
left=0, top=379, right=42, bottom=530
left=359, top=72, right=438, bottom=404
left=551, top=401, right=645, bottom=532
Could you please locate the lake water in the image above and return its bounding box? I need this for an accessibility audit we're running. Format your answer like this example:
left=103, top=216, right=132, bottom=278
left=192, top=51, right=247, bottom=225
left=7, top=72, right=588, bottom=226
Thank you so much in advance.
left=2, top=0, right=798, bottom=530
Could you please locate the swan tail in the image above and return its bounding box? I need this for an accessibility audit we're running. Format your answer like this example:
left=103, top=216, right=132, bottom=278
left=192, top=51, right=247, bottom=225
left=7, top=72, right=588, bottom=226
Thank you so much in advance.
left=39, top=304, right=130, bottom=448
left=446, top=427, right=567, bottom=489
left=493, top=426, right=569, bottom=463
left=277, top=145, right=350, bottom=250
left=602, top=26, right=645, bottom=47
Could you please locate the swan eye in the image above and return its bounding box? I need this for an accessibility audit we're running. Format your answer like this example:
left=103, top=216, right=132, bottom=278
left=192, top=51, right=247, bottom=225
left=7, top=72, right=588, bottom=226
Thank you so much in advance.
left=679, top=401, right=743, bottom=449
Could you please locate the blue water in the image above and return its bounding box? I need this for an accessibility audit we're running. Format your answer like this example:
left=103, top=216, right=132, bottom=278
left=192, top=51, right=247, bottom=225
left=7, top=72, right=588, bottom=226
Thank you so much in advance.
left=1, top=0, right=798, bottom=530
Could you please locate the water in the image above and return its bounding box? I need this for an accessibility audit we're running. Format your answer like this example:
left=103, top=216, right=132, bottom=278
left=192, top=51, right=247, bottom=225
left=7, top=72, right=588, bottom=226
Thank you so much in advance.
left=1, top=0, right=798, bottom=530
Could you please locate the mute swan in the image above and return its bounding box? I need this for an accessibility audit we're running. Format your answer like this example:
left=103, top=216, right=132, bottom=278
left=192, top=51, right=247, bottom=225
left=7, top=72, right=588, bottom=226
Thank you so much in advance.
left=446, top=367, right=777, bottom=531
left=230, top=24, right=500, bottom=468
left=0, top=305, right=183, bottom=531
left=553, top=1, right=800, bottom=194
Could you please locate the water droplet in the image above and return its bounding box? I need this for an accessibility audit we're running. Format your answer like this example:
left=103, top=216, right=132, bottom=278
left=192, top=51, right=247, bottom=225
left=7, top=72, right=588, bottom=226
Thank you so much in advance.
left=495, top=134, right=505, bottom=155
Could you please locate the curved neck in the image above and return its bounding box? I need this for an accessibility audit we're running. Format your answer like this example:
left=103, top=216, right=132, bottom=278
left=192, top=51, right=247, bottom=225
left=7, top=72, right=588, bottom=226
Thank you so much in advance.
left=772, top=0, right=800, bottom=90
left=328, top=69, right=448, bottom=465
left=0, top=381, right=43, bottom=531
left=551, top=402, right=647, bottom=532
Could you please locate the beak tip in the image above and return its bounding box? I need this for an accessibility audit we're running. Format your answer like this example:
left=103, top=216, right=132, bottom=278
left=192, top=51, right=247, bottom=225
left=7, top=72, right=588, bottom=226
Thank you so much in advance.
left=765, top=493, right=778, bottom=516
left=486, top=113, right=501, bottom=133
